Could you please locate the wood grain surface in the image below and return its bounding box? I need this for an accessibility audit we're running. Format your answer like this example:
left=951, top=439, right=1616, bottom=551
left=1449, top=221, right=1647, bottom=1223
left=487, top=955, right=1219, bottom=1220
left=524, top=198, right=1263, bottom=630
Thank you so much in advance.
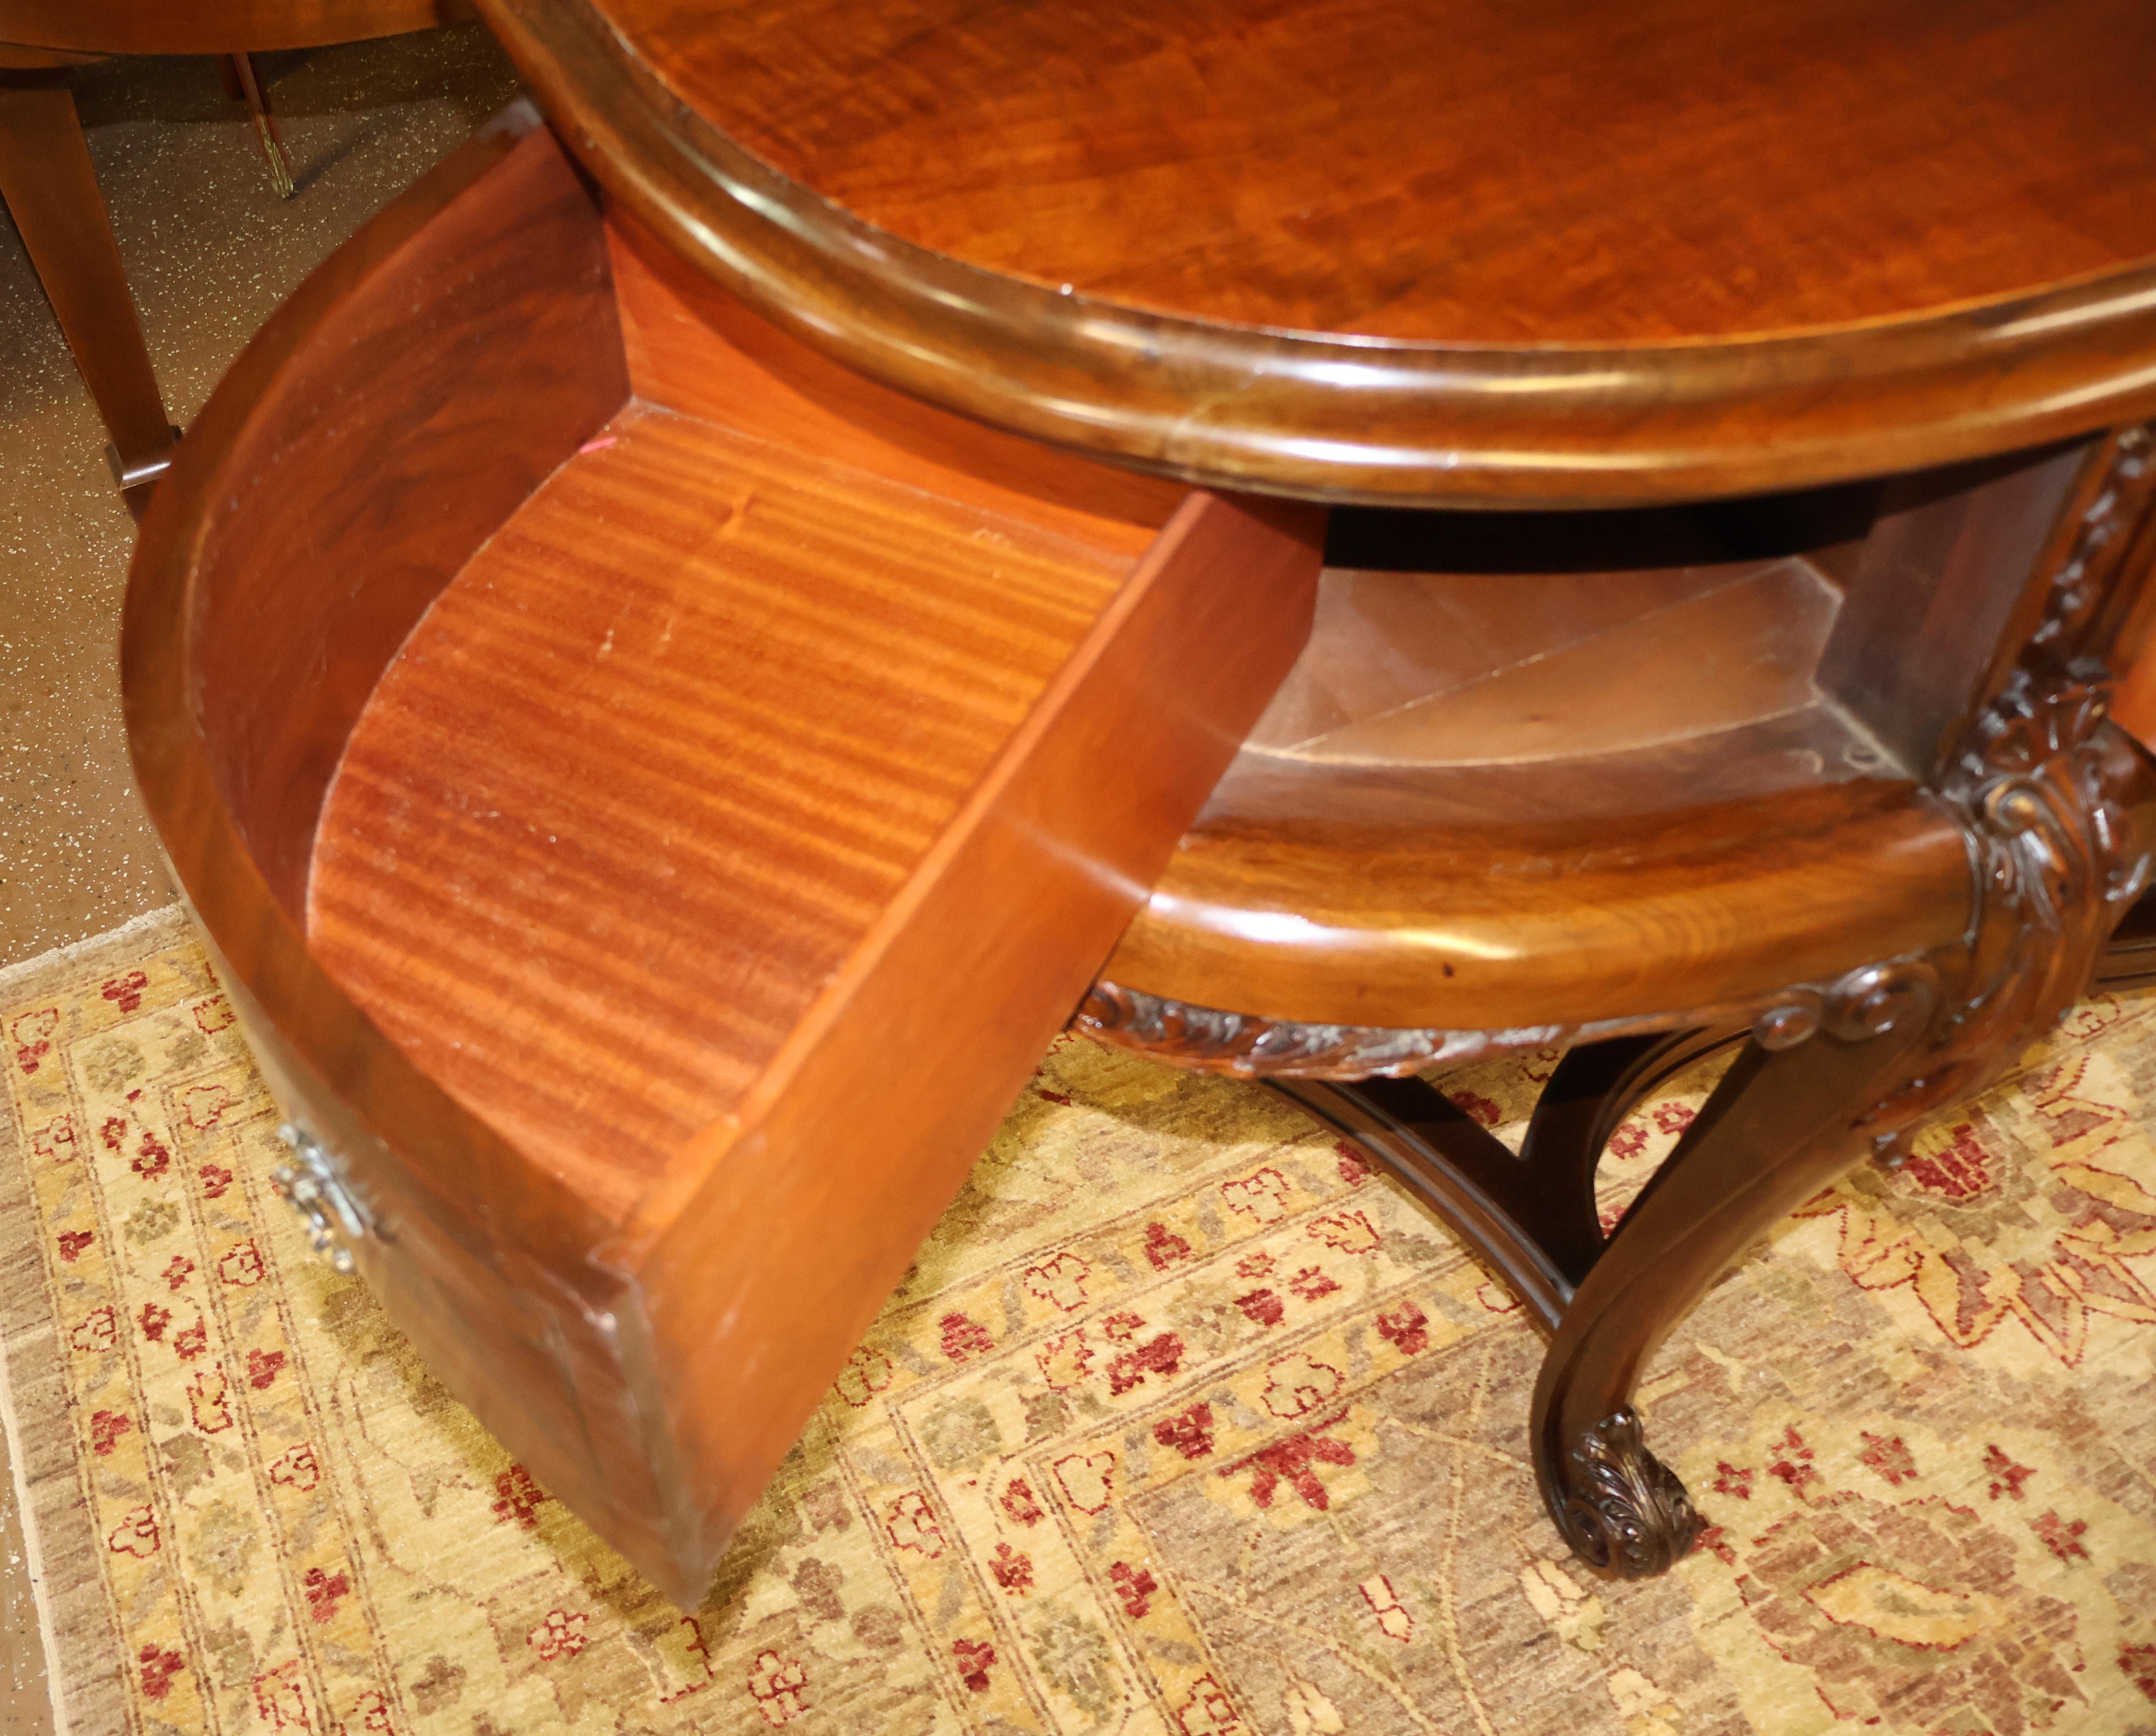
left=480, top=0, right=2156, bottom=503
left=608, top=214, right=1187, bottom=555
left=306, top=401, right=1322, bottom=1588
left=1101, top=749, right=1973, bottom=1032
left=2111, top=507, right=2156, bottom=746
left=130, top=105, right=1323, bottom=1600
left=615, top=484, right=1322, bottom=1586
left=1102, top=438, right=2140, bottom=1032
left=306, top=404, right=1144, bottom=1212
left=568, top=0, right=2156, bottom=346
left=0, top=73, right=174, bottom=483
left=125, top=104, right=697, bottom=1608
left=187, top=115, right=625, bottom=917
left=0, top=0, right=476, bottom=54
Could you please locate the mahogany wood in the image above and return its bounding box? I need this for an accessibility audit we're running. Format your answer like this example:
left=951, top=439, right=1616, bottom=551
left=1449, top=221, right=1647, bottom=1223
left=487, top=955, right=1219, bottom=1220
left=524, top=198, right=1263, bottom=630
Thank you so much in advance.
left=1099, top=528, right=1994, bottom=1033
left=126, top=107, right=1321, bottom=1604
left=2108, top=507, right=2156, bottom=746
left=479, top=0, right=2156, bottom=503
left=614, top=487, right=1318, bottom=1576
left=572, top=0, right=2156, bottom=347
left=0, top=71, right=177, bottom=504
left=1533, top=1015, right=1939, bottom=1576
left=0, top=1, right=477, bottom=54
left=606, top=215, right=1187, bottom=556
left=223, top=52, right=296, bottom=197
left=1105, top=766, right=1975, bottom=1031
left=0, top=42, right=94, bottom=66
left=191, top=113, right=626, bottom=919
left=1816, top=446, right=2090, bottom=772
left=125, top=105, right=683, bottom=1600
left=308, top=405, right=1165, bottom=1210
left=1098, top=437, right=2156, bottom=1032
left=1273, top=1027, right=1742, bottom=1335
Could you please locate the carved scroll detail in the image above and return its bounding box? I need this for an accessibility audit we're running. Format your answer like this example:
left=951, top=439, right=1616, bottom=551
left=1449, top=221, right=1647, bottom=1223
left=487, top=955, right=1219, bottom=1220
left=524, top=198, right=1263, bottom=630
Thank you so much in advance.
left=1070, top=981, right=1656, bottom=1080
left=1557, top=1407, right=1702, bottom=1581
left=2028, top=423, right=2153, bottom=656
left=1867, top=428, right=2156, bottom=1136
left=1073, top=967, right=1942, bottom=1086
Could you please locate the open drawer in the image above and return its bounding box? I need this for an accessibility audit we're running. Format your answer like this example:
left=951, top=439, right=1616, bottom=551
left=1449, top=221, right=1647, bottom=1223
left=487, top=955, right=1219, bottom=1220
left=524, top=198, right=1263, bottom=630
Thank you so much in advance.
left=121, top=104, right=1322, bottom=1604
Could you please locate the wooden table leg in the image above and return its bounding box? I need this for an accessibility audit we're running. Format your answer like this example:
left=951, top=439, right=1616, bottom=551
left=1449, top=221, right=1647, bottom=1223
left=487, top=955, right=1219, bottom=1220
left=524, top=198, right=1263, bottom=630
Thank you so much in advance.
left=1528, top=990, right=1939, bottom=1575
left=0, top=71, right=179, bottom=512
left=221, top=53, right=295, bottom=199
left=1265, top=707, right=2156, bottom=1580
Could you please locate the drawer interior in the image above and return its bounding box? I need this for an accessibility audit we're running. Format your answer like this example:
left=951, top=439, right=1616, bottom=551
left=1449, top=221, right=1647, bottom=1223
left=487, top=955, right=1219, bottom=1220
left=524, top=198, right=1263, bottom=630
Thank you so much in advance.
left=176, top=118, right=1209, bottom=1215
left=304, top=402, right=1145, bottom=1208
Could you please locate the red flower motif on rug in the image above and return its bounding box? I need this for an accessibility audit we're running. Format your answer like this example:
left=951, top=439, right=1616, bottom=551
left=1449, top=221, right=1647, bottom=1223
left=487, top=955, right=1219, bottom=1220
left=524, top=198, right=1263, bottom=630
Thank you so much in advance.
left=1109, top=1561, right=1157, bottom=1618
left=951, top=1637, right=995, bottom=1692
left=1142, top=1221, right=1192, bottom=1268
left=1222, top=1420, right=1357, bottom=1512
left=137, top=1645, right=184, bottom=1700
left=1154, top=1404, right=1216, bottom=1462
left=1860, top=1432, right=1917, bottom=1486
left=303, top=1565, right=350, bottom=1624
left=1375, top=1301, right=1430, bottom=1355
left=938, top=1311, right=994, bottom=1361
left=491, top=1464, right=551, bottom=1529
left=999, top=1477, right=1044, bottom=1526
left=989, top=1542, right=1033, bottom=1595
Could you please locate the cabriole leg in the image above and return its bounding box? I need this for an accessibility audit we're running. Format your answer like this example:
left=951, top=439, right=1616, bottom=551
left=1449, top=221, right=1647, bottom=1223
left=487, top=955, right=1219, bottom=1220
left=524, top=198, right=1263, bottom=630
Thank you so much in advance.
left=1529, top=1004, right=1935, bottom=1578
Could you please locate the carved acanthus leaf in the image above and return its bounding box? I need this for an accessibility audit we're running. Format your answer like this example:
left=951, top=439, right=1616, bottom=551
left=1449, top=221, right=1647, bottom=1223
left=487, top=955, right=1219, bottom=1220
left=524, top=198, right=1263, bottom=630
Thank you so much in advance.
left=1557, top=1407, right=1703, bottom=1581
left=1857, top=426, right=2156, bottom=1135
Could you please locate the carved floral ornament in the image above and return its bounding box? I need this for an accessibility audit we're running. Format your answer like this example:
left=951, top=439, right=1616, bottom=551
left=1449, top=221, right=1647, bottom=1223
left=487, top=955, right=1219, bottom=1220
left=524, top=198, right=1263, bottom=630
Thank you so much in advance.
left=1068, top=969, right=1935, bottom=1087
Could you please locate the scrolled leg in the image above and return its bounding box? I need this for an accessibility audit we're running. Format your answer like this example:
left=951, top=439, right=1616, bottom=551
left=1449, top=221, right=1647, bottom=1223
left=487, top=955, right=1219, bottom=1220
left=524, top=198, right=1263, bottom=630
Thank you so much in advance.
left=1530, top=977, right=1941, bottom=1579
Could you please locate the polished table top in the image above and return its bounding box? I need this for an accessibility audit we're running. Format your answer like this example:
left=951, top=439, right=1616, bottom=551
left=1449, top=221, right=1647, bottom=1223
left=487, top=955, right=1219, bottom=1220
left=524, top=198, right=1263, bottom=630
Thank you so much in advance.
left=480, top=0, right=2156, bottom=503
left=539, top=0, right=2156, bottom=344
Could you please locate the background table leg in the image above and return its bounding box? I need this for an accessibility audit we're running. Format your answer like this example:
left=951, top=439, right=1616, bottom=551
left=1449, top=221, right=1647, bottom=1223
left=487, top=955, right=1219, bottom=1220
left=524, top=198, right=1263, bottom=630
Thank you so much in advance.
left=221, top=53, right=296, bottom=198
left=0, top=71, right=179, bottom=513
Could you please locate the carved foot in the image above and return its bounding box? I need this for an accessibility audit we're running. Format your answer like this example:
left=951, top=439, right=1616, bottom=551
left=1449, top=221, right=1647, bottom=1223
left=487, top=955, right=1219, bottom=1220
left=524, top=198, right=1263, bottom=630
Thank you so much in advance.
left=1553, top=1407, right=1702, bottom=1580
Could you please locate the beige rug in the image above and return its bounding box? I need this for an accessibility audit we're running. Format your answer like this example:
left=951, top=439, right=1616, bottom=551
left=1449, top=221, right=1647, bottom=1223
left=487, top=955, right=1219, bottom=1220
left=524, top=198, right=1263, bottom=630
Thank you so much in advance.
left=6, top=907, right=2156, bottom=1734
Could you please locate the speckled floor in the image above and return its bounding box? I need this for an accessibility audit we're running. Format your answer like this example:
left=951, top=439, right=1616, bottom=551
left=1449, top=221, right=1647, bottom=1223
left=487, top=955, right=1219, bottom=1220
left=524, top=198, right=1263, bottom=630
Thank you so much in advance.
left=0, top=25, right=522, bottom=968
left=0, top=27, right=522, bottom=1730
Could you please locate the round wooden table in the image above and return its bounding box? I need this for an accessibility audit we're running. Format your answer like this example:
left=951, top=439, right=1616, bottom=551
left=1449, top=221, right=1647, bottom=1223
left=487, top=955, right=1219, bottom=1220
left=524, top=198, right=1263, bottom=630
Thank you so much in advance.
left=125, top=0, right=2156, bottom=1605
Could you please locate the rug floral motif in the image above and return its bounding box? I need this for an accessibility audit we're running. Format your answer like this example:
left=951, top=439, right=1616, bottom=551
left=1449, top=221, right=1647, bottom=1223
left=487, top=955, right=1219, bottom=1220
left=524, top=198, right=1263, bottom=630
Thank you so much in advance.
left=5, top=909, right=2156, bottom=1735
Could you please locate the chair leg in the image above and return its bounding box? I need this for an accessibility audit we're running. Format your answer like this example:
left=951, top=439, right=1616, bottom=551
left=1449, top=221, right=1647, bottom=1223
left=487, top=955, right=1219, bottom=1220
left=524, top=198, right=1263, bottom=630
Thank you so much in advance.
left=0, top=72, right=179, bottom=511
left=223, top=54, right=295, bottom=201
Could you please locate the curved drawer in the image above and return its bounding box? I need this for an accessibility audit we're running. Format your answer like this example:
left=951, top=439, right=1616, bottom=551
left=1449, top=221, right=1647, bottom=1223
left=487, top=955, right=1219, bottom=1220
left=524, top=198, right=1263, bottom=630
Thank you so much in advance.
left=122, top=102, right=1320, bottom=1603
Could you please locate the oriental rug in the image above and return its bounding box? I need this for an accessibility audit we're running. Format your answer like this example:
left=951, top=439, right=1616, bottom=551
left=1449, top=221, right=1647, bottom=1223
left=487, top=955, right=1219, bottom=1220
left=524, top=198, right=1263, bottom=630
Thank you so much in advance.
left=6, top=907, right=2156, bottom=1735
